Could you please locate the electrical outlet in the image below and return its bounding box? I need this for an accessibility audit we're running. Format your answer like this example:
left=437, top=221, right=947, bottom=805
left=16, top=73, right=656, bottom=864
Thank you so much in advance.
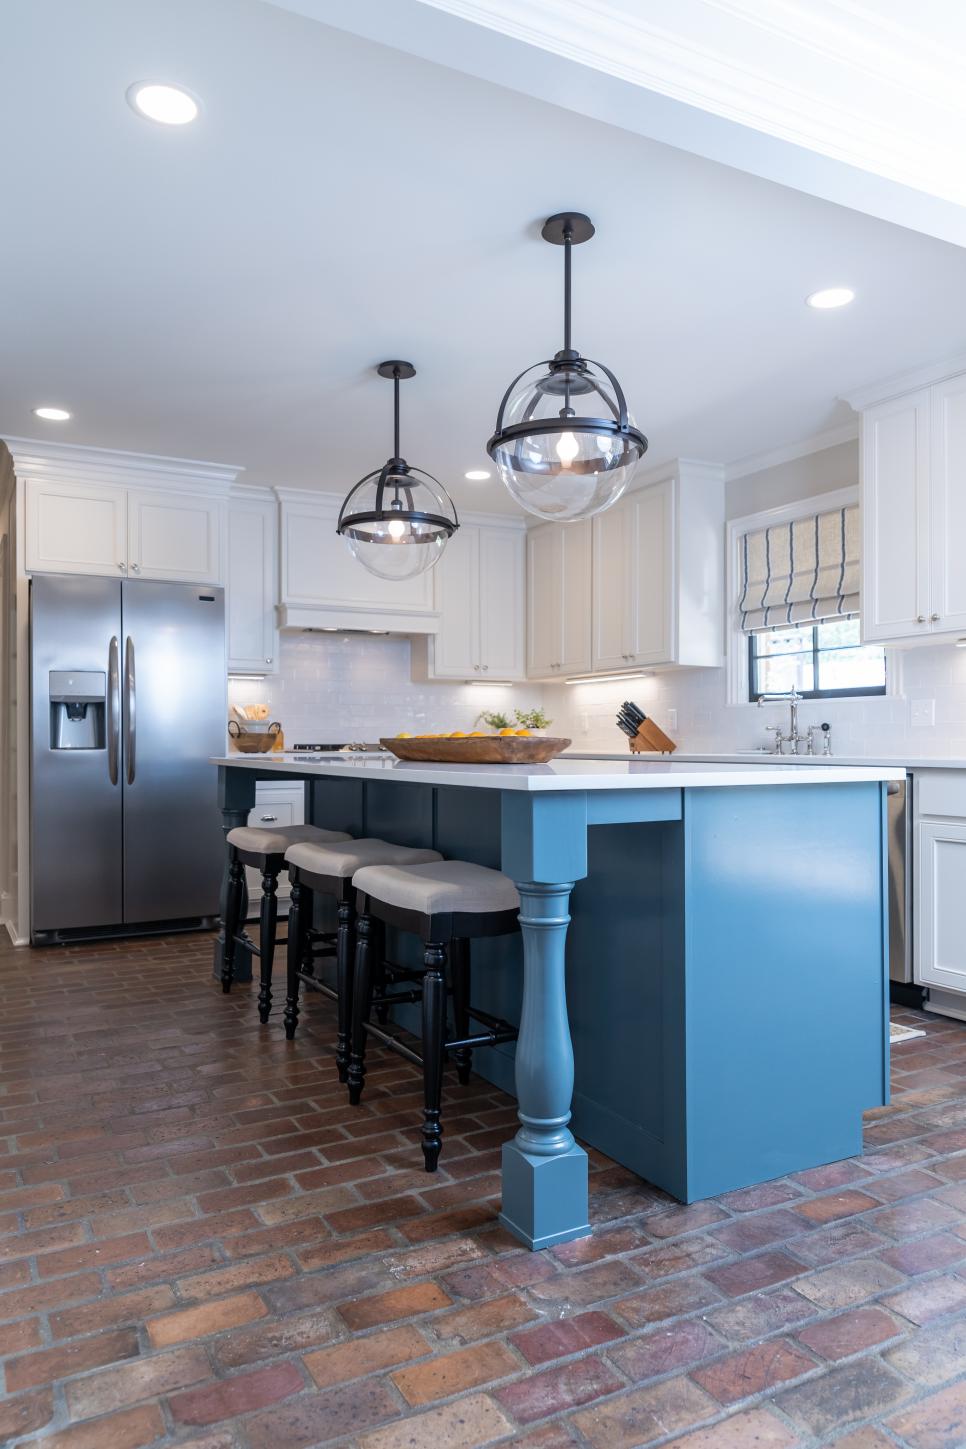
left=666, top=708, right=678, bottom=732
left=911, top=698, right=935, bottom=727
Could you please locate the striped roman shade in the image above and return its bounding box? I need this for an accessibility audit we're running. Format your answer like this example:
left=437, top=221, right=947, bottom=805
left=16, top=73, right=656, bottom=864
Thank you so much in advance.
left=737, top=503, right=859, bottom=633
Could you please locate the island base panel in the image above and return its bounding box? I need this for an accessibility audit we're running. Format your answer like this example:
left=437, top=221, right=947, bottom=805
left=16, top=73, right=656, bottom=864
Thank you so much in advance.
left=499, top=1140, right=590, bottom=1250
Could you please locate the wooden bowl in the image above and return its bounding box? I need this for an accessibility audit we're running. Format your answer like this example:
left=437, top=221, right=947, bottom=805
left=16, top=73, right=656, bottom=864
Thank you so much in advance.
left=379, top=735, right=572, bottom=764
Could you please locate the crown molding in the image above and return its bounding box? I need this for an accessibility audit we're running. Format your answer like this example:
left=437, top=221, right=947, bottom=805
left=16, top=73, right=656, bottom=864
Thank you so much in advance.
left=842, top=351, right=966, bottom=412
left=412, top=0, right=966, bottom=207
left=3, top=436, right=243, bottom=495
left=229, top=483, right=276, bottom=503
left=725, top=422, right=858, bottom=481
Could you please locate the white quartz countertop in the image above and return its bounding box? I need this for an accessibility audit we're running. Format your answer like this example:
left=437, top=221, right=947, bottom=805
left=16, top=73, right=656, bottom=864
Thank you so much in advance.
left=211, top=754, right=904, bottom=793
left=567, top=751, right=966, bottom=771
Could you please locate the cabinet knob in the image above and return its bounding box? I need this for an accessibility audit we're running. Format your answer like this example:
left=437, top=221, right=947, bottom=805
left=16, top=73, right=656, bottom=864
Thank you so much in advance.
left=131, top=563, right=140, bottom=574
left=931, top=613, right=941, bottom=622
left=474, top=664, right=480, bottom=671
left=482, top=664, right=488, bottom=671
left=265, top=657, right=272, bottom=664
left=917, top=615, right=926, bottom=623
left=118, top=561, right=126, bottom=571
left=259, top=815, right=278, bottom=823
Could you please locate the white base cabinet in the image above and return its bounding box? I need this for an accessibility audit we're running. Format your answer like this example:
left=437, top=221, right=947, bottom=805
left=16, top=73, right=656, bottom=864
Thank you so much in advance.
left=413, top=519, right=525, bottom=681
left=914, top=769, right=966, bottom=1002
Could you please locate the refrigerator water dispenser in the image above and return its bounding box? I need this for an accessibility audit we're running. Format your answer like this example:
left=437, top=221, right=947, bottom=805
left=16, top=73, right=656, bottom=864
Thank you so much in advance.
left=49, top=671, right=106, bottom=749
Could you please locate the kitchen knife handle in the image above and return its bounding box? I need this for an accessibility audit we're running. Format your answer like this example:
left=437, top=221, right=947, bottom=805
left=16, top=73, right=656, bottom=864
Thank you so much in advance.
left=124, top=636, right=136, bottom=785
left=107, top=636, right=120, bottom=786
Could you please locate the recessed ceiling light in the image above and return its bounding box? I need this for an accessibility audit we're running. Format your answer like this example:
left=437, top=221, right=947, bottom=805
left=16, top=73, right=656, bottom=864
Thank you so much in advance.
left=465, top=470, right=491, bottom=481
left=806, top=287, right=855, bottom=310
left=33, top=406, right=71, bottom=422
left=127, top=82, right=200, bottom=126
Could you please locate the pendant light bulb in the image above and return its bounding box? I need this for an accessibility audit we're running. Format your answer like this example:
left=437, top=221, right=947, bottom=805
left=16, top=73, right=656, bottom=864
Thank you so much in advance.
left=487, top=212, right=647, bottom=521
left=388, top=517, right=406, bottom=540
left=555, top=431, right=580, bottom=466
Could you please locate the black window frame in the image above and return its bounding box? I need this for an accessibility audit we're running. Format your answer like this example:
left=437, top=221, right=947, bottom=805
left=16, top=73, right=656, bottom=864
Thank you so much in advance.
left=748, top=622, right=887, bottom=702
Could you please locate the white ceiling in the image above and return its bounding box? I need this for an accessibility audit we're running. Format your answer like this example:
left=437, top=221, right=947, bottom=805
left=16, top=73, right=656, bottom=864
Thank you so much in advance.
left=2, top=0, right=966, bottom=512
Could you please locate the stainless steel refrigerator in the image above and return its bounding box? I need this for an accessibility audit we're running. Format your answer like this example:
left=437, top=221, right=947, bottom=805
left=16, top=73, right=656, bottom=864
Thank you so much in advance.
left=30, top=574, right=226, bottom=942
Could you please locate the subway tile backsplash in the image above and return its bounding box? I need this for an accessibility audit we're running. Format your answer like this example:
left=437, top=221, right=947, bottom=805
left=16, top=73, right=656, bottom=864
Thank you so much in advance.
left=228, top=632, right=545, bottom=742
left=229, top=631, right=966, bottom=761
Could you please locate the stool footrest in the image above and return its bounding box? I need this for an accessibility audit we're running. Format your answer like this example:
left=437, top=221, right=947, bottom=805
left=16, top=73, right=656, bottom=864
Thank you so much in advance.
left=447, top=1028, right=518, bottom=1050
left=360, top=1021, right=423, bottom=1069
left=371, top=989, right=422, bottom=1007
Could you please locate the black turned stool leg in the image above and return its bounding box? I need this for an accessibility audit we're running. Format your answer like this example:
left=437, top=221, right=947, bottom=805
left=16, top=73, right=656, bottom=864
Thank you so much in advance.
left=300, top=883, right=316, bottom=978
left=450, top=937, right=472, bottom=1085
left=335, top=897, right=355, bottom=1083
left=257, top=866, right=280, bottom=1024
left=347, top=912, right=375, bottom=1105
left=421, top=942, right=447, bottom=1172
left=283, top=872, right=305, bottom=1040
left=221, top=849, right=245, bottom=994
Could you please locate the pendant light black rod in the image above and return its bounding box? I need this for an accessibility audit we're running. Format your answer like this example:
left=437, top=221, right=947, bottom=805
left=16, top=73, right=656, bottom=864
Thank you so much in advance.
left=563, top=221, right=573, bottom=354
left=393, top=369, right=401, bottom=459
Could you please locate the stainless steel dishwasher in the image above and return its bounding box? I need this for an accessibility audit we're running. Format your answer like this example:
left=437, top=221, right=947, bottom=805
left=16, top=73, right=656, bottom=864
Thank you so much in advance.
left=887, top=775, right=912, bottom=983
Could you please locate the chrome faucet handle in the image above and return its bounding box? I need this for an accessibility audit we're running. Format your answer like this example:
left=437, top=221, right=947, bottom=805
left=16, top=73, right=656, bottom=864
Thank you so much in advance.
left=765, top=725, right=785, bottom=754
left=808, top=723, right=833, bottom=756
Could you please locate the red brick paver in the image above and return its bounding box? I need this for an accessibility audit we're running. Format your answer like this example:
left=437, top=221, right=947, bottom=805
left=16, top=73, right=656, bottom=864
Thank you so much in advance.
left=1, top=934, right=966, bottom=1446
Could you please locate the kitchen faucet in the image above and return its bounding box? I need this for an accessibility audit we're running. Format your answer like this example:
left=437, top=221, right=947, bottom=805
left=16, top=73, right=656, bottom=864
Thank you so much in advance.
left=757, top=690, right=807, bottom=754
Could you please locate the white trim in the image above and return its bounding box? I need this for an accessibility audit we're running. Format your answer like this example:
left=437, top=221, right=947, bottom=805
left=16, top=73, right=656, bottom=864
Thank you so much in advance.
left=843, top=353, right=966, bottom=412
left=724, top=423, right=858, bottom=482
left=3, top=437, right=243, bottom=496
left=725, top=484, right=897, bottom=706
left=273, top=483, right=525, bottom=531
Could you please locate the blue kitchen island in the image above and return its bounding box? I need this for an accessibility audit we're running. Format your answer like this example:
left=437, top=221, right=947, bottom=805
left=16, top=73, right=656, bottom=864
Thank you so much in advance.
left=212, top=753, right=902, bottom=1250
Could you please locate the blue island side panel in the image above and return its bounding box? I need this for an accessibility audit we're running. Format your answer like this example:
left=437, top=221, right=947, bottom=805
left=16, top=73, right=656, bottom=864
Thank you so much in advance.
left=681, top=781, right=888, bottom=1201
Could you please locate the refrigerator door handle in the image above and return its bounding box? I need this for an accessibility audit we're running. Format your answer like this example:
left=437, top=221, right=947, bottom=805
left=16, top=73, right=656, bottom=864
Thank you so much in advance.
left=107, top=635, right=120, bottom=785
left=125, top=635, right=136, bottom=785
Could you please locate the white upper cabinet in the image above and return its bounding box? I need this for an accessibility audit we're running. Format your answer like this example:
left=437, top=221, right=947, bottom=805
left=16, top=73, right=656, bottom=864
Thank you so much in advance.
left=858, top=367, right=966, bottom=644
left=279, top=491, right=436, bottom=630
left=414, top=521, right=525, bottom=681
left=587, top=463, right=723, bottom=677
left=25, top=478, right=127, bottom=578
left=16, top=441, right=238, bottom=587
left=526, top=519, right=593, bottom=678
left=127, top=490, right=224, bottom=585
left=227, top=491, right=278, bottom=674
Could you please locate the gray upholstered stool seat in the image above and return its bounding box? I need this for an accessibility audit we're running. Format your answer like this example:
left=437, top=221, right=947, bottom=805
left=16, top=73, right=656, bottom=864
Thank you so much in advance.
left=221, top=825, right=351, bottom=1022
left=227, top=823, right=350, bottom=857
left=282, top=839, right=443, bottom=1062
left=284, top=838, right=441, bottom=878
left=352, top=860, right=519, bottom=916
left=348, top=858, right=521, bottom=1172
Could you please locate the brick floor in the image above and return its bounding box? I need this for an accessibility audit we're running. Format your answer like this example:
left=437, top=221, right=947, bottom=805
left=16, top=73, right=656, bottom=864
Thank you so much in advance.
left=0, top=937, right=965, bottom=1447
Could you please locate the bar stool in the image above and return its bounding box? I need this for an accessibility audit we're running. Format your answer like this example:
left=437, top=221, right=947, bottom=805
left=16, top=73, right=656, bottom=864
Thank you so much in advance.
left=349, top=859, right=521, bottom=1171
left=283, top=838, right=443, bottom=1082
left=221, top=824, right=351, bottom=1022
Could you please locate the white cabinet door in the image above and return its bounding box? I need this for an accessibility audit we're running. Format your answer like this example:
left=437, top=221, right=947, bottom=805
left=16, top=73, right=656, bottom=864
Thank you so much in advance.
left=627, top=480, right=673, bottom=665
left=526, top=523, right=558, bottom=677
left=128, top=490, right=224, bottom=585
left=430, top=525, right=479, bottom=678
left=527, top=520, right=592, bottom=678
left=282, top=495, right=434, bottom=613
left=929, top=373, right=966, bottom=636
left=25, top=480, right=127, bottom=578
left=479, top=526, right=524, bottom=680
left=227, top=497, right=278, bottom=673
left=558, top=519, right=593, bottom=676
left=592, top=502, right=630, bottom=671
left=861, top=389, right=931, bottom=643
left=916, top=820, right=966, bottom=993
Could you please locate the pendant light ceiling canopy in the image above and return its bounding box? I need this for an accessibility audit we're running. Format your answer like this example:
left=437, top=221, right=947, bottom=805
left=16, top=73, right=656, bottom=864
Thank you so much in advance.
left=337, top=361, right=459, bottom=581
left=487, top=213, right=648, bottom=522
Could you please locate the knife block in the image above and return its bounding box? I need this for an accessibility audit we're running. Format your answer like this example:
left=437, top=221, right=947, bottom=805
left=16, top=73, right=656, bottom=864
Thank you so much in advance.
left=628, top=719, right=677, bottom=754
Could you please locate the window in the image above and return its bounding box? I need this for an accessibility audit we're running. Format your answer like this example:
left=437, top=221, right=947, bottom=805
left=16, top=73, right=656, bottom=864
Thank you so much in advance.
left=748, top=618, right=886, bottom=701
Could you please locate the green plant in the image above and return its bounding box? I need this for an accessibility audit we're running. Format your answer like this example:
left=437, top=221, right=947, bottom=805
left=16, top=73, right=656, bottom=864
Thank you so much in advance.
left=514, top=708, right=552, bottom=730
left=475, top=710, right=511, bottom=730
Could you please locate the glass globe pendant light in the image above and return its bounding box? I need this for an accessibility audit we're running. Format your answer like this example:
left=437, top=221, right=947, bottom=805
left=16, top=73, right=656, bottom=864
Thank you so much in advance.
left=487, top=213, right=647, bottom=521
left=336, top=362, right=459, bottom=581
